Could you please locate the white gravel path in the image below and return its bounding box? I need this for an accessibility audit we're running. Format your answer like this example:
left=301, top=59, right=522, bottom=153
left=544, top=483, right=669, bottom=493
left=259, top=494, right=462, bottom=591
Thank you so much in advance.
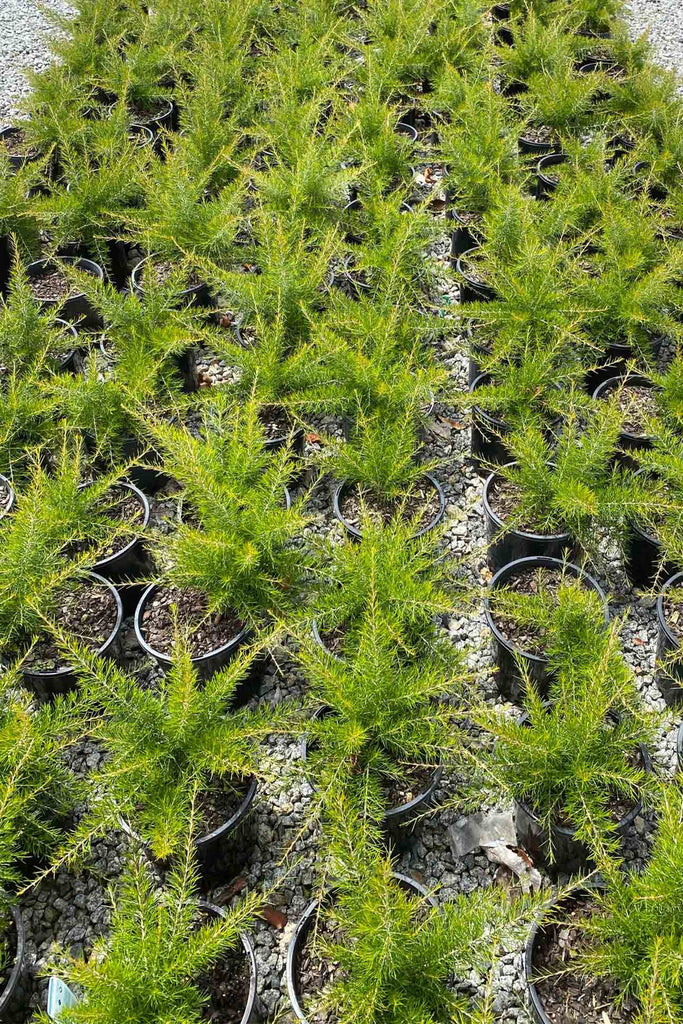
left=627, top=0, right=683, bottom=75
left=0, top=0, right=73, bottom=122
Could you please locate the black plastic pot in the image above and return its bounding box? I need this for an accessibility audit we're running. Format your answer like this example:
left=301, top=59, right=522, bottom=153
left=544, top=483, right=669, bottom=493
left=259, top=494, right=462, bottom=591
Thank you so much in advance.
left=287, top=874, right=436, bottom=1024
left=195, top=778, right=259, bottom=884
left=449, top=211, right=480, bottom=260
left=98, top=336, right=198, bottom=393
left=584, top=336, right=662, bottom=394
left=134, top=583, right=262, bottom=694
left=466, top=324, right=491, bottom=386
left=592, top=374, right=657, bottom=464
left=129, top=124, right=155, bottom=148
left=198, top=903, right=259, bottom=1022
left=342, top=253, right=371, bottom=299
left=623, top=469, right=676, bottom=590
left=131, top=255, right=215, bottom=309
left=484, top=556, right=608, bottom=704
left=395, top=120, right=418, bottom=142
left=54, top=318, right=81, bottom=373
left=0, top=906, right=25, bottom=1020
left=655, top=572, right=683, bottom=706
left=0, top=126, right=41, bottom=171
left=470, top=372, right=512, bottom=473
left=515, top=710, right=651, bottom=875
left=455, top=247, right=496, bottom=304
left=518, top=133, right=560, bottom=158
left=108, top=98, right=175, bottom=134
left=333, top=473, right=445, bottom=541
left=677, top=721, right=683, bottom=773
left=310, top=619, right=344, bottom=662
left=26, top=257, right=104, bottom=329
left=0, top=474, right=15, bottom=519
left=0, top=235, right=11, bottom=298
left=483, top=466, right=577, bottom=572
left=536, top=153, right=567, bottom=199
left=22, top=572, right=123, bottom=702
left=491, top=2, right=510, bottom=20
left=85, top=481, right=151, bottom=611
left=526, top=886, right=604, bottom=1023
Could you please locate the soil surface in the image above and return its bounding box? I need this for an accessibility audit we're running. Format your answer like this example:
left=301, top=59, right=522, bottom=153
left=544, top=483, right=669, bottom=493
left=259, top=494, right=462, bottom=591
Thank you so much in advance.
left=339, top=479, right=441, bottom=533
left=297, top=913, right=345, bottom=1024
left=532, top=898, right=637, bottom=1024
left=68, top=487, right=145, bottom=562
left=662, top=593, right=683, bottom=641
left=454, top=210, right=483, bottom=225
left=521, top=125, right=556, bottom=145
left=196, top=775, right=251, bottom=835
left=1, top=129, right=35, bottom=155
left=488, top=477, right=564, bottom=535
left=460, top=257, right=487, bottom=285
left=129, top=98, right=169, bottom=124
left=22, top=581, right=119, bottom=672
left=30, top=267, right=79, bottom=301
left=490, top=566, right=568, bottom=655
left=259, top=405, right=297, bottom=442
left=614, top=385, right=658, bottom=435
left=382, top=762, right=436, bottom=807
left=141, top=585, right=245, bottom=658
left=145, top=259, right=204, bottom=290
left=0, top=913, right=17, bottom=992
left=317, top=622, right=348, bottom=656
left=197, top=928, right=251, bottom=1024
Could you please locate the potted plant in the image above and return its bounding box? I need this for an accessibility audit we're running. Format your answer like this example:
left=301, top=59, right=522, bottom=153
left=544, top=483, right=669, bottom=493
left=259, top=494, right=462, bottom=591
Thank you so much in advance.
left=24, top=255, right=104, bottom=330
left=58, top=627, right=292, bottom=874
left=482, top=405, right=628, bottom=570
left=135, top=400, right=312, bottom=675
left=622, top=435, right=683, bottom=589
left=35, top=850, right=263, bottom=1024
left=330, top=409, right=445, bottom=540
left=312, top=518, right=455, bottom=663
left=288, top=805, right=539, bottom=1024
left=526, top=782, right=683, bottom=1022
left=517, top=61, right=609, bottom=154
left=484, top=557, right=608, bottom=702
left=0, top=256, right=81, bottom=374
left=655, top=572, right=683, bottom=706
left=476, top=584, right=654, bottom=873
left=296, top=607, right=464, bottom=846
left=0, top=446, right=126, bottom=699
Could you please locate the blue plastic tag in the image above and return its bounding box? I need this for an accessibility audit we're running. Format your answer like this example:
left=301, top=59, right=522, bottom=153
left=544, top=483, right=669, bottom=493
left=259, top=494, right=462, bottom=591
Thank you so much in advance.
left=47, top=977, right=79, bottom=1019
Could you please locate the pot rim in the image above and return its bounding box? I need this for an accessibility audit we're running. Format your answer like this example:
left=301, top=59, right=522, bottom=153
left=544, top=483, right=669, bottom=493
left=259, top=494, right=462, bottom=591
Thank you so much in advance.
left=0, top=472, right=15, bottom=518
left=286, top=874, right=437, bottom=1023
left=85, top=480, right=151, bottom=570
left=198, top=901, right=257, bottom=1024
left=26, top=256, right=104, bottom=303
left=536, top=151, right=568, bottom=185
left=195, top=775, right=258, bottom=847
left=592, top=373, right=658, bottom=442
left=395, top=120, right=419, bottom=142
left=23, top=571, right=123, bottom=680
left=455, top=246, right=492, bottom=292
left=515, top=705, right=652, bottom=839
left=107, top=96, right=174, bottom=122
left=484, top=555, right=608, bottom=664
left=130, top=253, right=206, bottom=298
left=133, top=582, right=251, bottom=667
left=656, top=571, right=683, bottom=648
left=332, top=472, right=446, bottom=541
left=525, top=883, right=605, bottom=1024
left=483, top=463, right=572, bottom=543
left=0, top=905, right=25, bottom=1014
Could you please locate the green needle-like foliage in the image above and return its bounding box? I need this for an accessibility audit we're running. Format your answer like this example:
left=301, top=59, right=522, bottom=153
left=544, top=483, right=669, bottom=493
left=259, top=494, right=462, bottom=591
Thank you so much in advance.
left=574, top=783, right=683, bottom=1024
left=56, top=630, right=294, bottom=860
left=149, top=398, right=314, bottom=625
left=36, top=845, right=265, bottom=1024
left=0, top=255, right=78, bottom=373
left=0, top=667, right=85, bottom=909
left=475, top=584, right=655, bottom=864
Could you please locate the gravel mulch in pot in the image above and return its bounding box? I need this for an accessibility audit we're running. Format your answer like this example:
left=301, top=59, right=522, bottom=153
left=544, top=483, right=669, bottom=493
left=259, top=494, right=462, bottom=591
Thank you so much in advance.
left=67, top=488, right=146, bottom=561
left=140, top=585, right=245, bottom=658
left=0, top=912, right=17, bottom=991
left=662, top=592, right=683, bottom=641
left=259, top=405, right=297, bottom=442
left=339, top=480, right=441, bottom=532
left=128, top=99, right=171, bottom=125
left=22, top=581, right=120, bottom=672
left=522, top=125, right=557, bottom=145
left=532, top=898, right=637, bottom=1024
left=297, top=915, right=345, bottom=1024
left=0, top=478, right=13, bottom=515
left=1, top=128, right=37, bottom=156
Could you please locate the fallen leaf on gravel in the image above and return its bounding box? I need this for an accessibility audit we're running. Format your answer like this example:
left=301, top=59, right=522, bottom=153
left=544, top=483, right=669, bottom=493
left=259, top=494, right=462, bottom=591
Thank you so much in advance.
left=260, top=906, right=288, bottom=929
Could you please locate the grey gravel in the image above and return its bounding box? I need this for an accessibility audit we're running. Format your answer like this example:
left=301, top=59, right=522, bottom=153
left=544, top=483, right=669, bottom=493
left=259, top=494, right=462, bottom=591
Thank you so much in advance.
left=0, top=1, right=74, bottom=123
left=627, top=0, right=683, bottom=77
